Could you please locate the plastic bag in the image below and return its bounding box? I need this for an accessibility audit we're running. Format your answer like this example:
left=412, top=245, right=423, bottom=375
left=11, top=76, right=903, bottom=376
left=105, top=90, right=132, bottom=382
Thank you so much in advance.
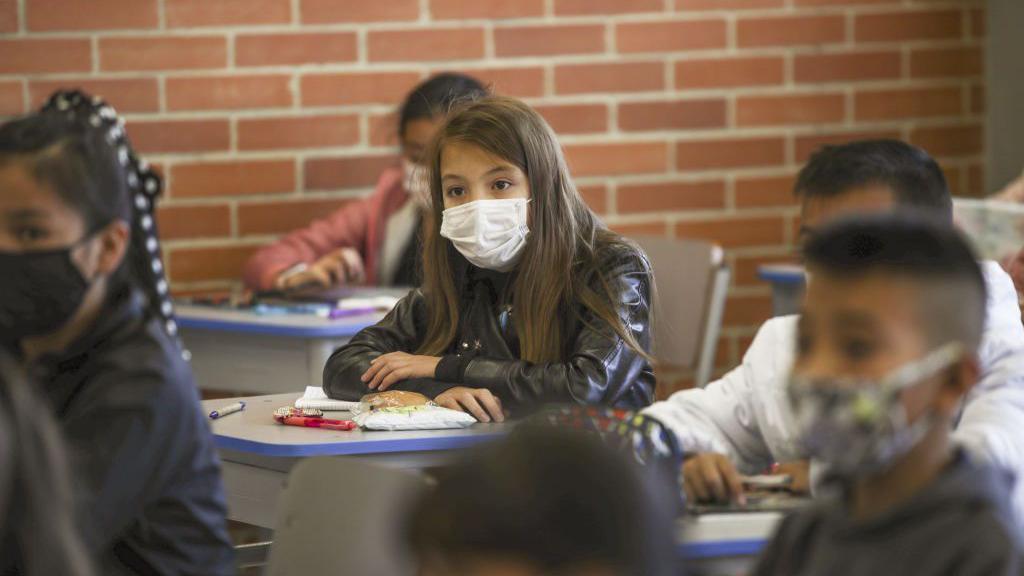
left=353, top=391, right=476, bottom=430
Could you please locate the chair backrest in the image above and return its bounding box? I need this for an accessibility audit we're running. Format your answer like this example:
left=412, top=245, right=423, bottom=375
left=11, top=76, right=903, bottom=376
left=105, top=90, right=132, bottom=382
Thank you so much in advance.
left=631, top=236, right=730, bottom=387
left=265, top=457, right=427, bottom=576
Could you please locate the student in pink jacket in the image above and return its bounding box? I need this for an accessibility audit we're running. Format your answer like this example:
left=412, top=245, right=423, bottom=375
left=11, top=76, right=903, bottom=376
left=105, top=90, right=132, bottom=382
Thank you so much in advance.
left=243, top=73, right=486, bottom=292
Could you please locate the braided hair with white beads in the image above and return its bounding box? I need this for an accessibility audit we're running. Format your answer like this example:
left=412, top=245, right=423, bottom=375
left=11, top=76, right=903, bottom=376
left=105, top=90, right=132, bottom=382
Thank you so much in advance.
left=0, top=90, right=185, bottom=357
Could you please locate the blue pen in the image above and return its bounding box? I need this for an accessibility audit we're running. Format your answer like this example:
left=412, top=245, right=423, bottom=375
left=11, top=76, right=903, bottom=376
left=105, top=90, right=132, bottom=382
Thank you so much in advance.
left=209, top=401, right=246, bottom=420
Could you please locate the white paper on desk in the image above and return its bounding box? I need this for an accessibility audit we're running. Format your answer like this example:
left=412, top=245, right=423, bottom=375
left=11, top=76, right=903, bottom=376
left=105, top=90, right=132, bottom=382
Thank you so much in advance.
left=954, top=198, right=1024, bottom=260
left=295, top=386, right=360, bottom=411
left=335, top=296, right=401, bottom=310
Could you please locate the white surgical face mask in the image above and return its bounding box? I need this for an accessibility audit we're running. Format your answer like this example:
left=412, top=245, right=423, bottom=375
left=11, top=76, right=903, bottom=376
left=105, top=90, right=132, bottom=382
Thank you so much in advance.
left=787, top=342, right=963, bottom=481
left=401, top=159, right=431, bottom=208
left=440, top=198, right=530, bottom=272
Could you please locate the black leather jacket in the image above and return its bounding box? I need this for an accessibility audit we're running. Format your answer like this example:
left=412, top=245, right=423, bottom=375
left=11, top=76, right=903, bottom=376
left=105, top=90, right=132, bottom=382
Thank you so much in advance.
left=323, top=243, right=656, bottom=414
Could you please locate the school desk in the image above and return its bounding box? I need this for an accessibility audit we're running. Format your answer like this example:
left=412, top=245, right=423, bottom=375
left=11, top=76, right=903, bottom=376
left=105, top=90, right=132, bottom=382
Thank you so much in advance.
left=178, top=304, right=386, bottom=394
left=202, top=393, right=511, bottom=528
left=757, top=264, right=805, bottom=317
left=681, top=511, right=781, bottom=574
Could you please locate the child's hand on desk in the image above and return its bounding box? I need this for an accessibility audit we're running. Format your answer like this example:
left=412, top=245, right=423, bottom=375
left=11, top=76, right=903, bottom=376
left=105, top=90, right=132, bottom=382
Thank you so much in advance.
left=362, top=352, right=441, bottom=391
left=434, top=387, right=505, bottom=423
left=772, top=460, right=810, bottom=494
left=276, top=247, right=366, bottom=290
left=682, top=452, right=746, bottom=506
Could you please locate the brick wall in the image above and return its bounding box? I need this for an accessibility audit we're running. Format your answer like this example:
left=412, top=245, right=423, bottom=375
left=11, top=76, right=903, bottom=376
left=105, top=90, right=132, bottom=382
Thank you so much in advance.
left=0, top=0, right=985, bottom=390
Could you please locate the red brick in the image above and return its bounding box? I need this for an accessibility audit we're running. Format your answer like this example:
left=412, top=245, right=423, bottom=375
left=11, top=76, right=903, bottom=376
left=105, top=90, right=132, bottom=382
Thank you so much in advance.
left=610, top=221, right=669, bottom=237
left=0, top=81, right=24, bottom=116
left=535, top=104, right=608, bottom=135
left=616, top=20, right=727, bottom=53
left=617, top=180, right=726, bottom=213
left=301, top=0, right=418, bottom=23
left=910, top=124, right=983, bottom=158
left=910, top=47, right=982, bottom=79
left=555, top=0, right=663, bottom=16
left=166, top=0, right=291, bottom=27
left=854, top=9, right=962, bottom=43
left=970, top=84, right=985, bottom=115
left=239, top=199, right=353, bottom=235
left=171, top=160, right=296, bottom=198
left=737, top=93, right=845, bottom=127
left=678, top=0, right=783, bottom=9
left=676, top=215, right=786, bottom=248
left=735, top=174, right=798, bottom=208
left=432, top=0, right=545, bottom=19
left=27, top=0, right=156, bottom=31
left=619, top=99, right=726, bottom=131
left=368, top=28, right=485, bottom=62
left=100, top=36, right=226, bottom=72
left=854, top=86, right=963, bottom=121
left=238, top=115, right=360, bottom=151
left=168, top=245, right=258, bottom=283
left=578, top=184, right=608, bottom=214
left=795, top=51, right=901, bottom=83
left=734, top=254, right=798, bottom=287
left=305, top=155, right=398, bottom=190
left=970, top=8, right=985, bottom=38
left=29, top=78, right=159, bottom=113
left=676, top=137, right=786, bottom=171
left=967, top=163, right=984, bottom=197
left=369, top=112, right=400, bottom=147
left=157, top=205, right=231, bottom=240
left=0, top=39, right=92, bottom=74
left=564, top=142, right=669, bottom=177
left=128, top=120, right=230, bottom=154
left=723, top=293, right=774, bottom=326
left=737, top=15, right=845, bottom=47
left=675, top=56, right=784, bottom=89
left=555, top=62, right=664, bottom=95
left=236, top=32, right=357, bottom=67
left=459, top=67, right=546, bottom=98
left=495, top=25, right=605, bottom=57
left=302, top=72, right=422, bottom=107
left=794, top=129, right=902, bottom=163
left=0, top=0, right=16, bottom=33
left=166, top=75, right=291, bottom=111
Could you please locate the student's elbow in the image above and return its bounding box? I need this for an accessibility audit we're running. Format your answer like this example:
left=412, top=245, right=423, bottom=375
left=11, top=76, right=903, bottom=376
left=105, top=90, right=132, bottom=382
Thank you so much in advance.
left=322, top=348, right=372, bottom=401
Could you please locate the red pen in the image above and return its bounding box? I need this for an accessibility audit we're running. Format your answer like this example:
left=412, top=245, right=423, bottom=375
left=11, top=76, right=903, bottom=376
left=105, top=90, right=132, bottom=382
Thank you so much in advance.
left=279, top=416, right=357, bottom=431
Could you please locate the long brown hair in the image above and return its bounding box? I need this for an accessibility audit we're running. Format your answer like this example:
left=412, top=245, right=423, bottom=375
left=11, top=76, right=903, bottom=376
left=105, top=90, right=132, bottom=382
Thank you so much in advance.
left=417, top=95, right=652, bottom=363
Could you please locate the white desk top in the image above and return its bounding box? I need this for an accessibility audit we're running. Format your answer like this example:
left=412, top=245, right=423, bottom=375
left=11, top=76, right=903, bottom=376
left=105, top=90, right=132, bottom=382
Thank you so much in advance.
left=203, top=393, right=511, bottom=457
left=178, top=304, right=386, bottom=338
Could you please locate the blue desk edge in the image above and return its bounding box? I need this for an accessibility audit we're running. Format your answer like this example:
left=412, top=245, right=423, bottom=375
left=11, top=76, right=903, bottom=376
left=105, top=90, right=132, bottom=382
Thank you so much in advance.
left=215, top=430, right=508, bottom=457
left=178, top=315, right=374, bottom=338
left=680, top=538, right=766, bottom=559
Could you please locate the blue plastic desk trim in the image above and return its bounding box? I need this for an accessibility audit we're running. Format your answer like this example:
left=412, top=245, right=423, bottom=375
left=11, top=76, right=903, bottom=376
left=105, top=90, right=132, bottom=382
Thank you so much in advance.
left=214, top=430, right=508, bottom=458
left=680, top=538, right=767, bottom=559
left=177, top=315, right=374, bottom=339
left=757, top=269, right=806, bottom=286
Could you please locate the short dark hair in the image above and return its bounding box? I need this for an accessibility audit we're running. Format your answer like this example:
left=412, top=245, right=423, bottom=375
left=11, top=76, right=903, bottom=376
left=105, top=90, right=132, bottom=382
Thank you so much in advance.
left=405, top=427, right=678, bottom=576
left=803, top=212, right=987, bottom=350
left=795, top=139, right=952, bottom=223
left=398, top=72, right=487, bottom=137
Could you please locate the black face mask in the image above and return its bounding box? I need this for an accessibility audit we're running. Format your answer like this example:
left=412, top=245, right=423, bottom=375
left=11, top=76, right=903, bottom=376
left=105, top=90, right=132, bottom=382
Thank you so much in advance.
left=0, top=240, right=92, bottom=340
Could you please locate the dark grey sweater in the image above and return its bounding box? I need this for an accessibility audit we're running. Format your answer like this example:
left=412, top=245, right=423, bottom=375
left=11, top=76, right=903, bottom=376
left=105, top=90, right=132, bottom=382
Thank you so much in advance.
left=753, top=452, right=1023, bottom=576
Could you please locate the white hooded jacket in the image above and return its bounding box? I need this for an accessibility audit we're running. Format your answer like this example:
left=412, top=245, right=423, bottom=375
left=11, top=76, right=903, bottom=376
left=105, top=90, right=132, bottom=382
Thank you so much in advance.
left=643, top=262, right=1024, bottom=524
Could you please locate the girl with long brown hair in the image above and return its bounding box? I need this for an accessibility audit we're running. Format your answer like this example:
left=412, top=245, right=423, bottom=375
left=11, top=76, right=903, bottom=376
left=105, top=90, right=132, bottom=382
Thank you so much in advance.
left=324, top=96, right=655, bottom=421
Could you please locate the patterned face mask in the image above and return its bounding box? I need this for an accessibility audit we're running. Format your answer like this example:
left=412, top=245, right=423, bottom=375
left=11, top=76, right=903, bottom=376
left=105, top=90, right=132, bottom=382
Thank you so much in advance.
left=787, top=342, right=963, bottom=481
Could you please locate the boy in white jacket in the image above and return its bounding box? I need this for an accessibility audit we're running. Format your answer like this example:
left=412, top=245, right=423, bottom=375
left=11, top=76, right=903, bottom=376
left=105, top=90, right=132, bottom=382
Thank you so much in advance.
left=644, top=140, right=1024, bottom=523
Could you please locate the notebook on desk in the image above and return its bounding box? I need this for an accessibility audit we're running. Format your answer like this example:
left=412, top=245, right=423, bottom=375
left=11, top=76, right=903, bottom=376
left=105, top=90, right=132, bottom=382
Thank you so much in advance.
left=260, top=286, right=411, bottom=305
left=294, top=386, right=360, bottom=412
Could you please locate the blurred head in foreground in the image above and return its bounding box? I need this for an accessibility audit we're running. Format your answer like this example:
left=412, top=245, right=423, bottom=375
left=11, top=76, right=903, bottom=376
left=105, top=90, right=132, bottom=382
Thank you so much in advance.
left=406, top=427, right=679, bottom=576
